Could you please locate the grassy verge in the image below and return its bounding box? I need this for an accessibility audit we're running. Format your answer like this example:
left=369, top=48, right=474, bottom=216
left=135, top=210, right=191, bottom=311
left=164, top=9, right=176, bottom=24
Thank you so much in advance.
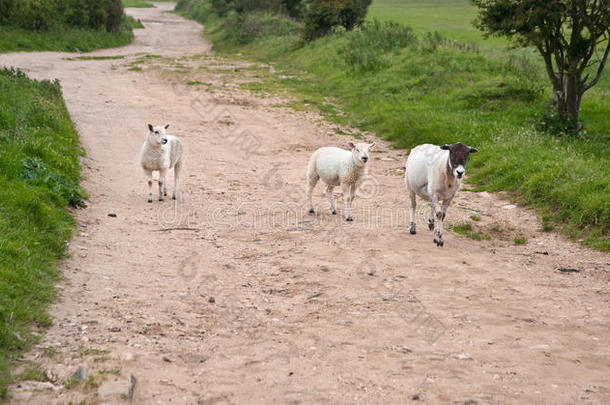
left=122, top=0, right=178, bottom=7
left=0, top=68, right=84, bottom=397
left=123, top=0, right=155, bottom=7
left=0, top=17, right=143, bottom=53
left=176, top=0, right=609, bottom=251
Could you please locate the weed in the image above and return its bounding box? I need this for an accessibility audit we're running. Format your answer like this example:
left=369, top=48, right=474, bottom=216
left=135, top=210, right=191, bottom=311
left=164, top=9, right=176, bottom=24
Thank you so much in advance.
left=64, top=377, right=80, bottom=390
left=514, top=236, right=528, bottom=245
left=99, top=367, right=121, bottom=376
left=43, top=346, right=59, bottom=358
left=81, top=347, right=110, bottom=356
left=18, top=363, right=48, bottom=382
left=470, top=215, right=481, bottom=221
left=452, top=223, right=490, bottom=241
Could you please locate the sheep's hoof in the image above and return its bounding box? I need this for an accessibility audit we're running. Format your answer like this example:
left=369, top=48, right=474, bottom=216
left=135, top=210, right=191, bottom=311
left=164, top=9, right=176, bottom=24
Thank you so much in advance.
left=164, top=191, right=167, bottom=196
left=428, top=220, right=434, bottom=231
left=308, top=209, right=315, bottom=215
left=346, top=216, right=353, bottom=222
left=331, top=210, right=337, bottom=215
left=172, top=196, right=176, bottom=200
left=147, top=199, right=153, bottom=203
left=434, top=238, right=444, bottom=247
left=159, top=197, right=164, bottom=201
left=410, top=228, right=416, bottom=235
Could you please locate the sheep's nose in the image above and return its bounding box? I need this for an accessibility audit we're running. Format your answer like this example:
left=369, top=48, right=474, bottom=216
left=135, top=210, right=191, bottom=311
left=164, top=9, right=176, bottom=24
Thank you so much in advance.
left=456, top=170, right=464, bottom=178
left=362, top=156, right=368, bottom=162
left=162, top=138, right=168, bottom=144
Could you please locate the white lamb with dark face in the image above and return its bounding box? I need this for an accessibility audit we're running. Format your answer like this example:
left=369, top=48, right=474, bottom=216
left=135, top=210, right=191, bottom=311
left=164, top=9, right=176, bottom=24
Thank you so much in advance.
left=405, top=142, right=478, bottom=246
left=140, top=124, right=184, bottom=203
left=306, top=141, right=375, bottom=221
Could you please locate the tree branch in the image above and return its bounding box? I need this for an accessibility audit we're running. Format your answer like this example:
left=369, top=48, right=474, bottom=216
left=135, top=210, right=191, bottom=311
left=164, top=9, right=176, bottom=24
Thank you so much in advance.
left=584, top=33, right=610, bottom=92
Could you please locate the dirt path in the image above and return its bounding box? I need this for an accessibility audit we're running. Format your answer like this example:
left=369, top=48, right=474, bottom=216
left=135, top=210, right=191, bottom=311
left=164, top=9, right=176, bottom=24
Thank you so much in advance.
left=2, top=3, right=609, bottom=404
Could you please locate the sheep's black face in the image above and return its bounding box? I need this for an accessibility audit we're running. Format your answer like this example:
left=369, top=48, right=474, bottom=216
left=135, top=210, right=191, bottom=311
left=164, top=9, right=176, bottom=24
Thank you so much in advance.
left=440, top=142, right=478, bottom=179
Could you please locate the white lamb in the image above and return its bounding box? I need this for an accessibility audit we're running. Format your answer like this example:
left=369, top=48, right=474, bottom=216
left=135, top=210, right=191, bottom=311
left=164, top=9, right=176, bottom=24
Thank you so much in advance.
left=306, top=141, right=375, bottom=221
left=405, top=142, right=478, bottom=246
left=140, top=124, right=184, bottom=203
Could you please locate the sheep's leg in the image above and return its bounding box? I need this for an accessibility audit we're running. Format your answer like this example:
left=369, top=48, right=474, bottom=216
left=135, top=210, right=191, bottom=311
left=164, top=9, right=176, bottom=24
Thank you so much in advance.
left=325, top=185, right=336, bottom=215
left=158, top=169, right=167, bottom=201
left=434, top=197, right=453, bottom=246
left=173, top=161, right=182, bottom=200
left=306, top=172, right=319, bottom=214
left=343, top=183, right=354, bottom=221
left=430, top=195, right=444, bottom=247
left=409, top=190, right=417, bottom=234
left=144, top=169, right=154, bottom=203
left=428, top=204, right=435, bottom=231
left=440, top=197, right=452, bottom=220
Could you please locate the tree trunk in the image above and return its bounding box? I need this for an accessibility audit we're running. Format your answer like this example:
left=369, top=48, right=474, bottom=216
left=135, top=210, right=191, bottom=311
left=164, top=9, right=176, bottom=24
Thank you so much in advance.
left=552, top=73, right=567, bottom=115
left=566, top=73, right=583, bottom=128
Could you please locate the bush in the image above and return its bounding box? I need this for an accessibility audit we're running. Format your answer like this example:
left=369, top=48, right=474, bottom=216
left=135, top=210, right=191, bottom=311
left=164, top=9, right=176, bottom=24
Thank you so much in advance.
left=0, top=0, right=125, bottom=33
left=536, top=108, right=582, bottom=137
left=176, top=0, right=215, bottom=21
left=222, top=10, right=301, bottom=44
left=281, top=0, right=303, bottom=18
left=12, top=0, right=59, bottom=30
left=339, top=20, right=417, bottom=72
left=303, top=0, right=372, bottom=41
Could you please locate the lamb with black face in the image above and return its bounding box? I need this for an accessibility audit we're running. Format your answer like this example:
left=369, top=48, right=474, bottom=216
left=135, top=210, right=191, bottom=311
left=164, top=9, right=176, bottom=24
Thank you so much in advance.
left=404, top=142, right=478, bottom=247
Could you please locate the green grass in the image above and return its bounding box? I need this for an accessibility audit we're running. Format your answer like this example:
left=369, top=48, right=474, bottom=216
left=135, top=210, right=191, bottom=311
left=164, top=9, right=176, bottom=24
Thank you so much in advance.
left=17, top=363, right=48, bottom=382
left=368, top=0, right=505, bottom=46
left=123, top=0, right=155, bottom=7
left=452, top=223, right=490, bottom=241
left=0, top=17, right=142, bottom=53
left=514, top=236, right=528, bottom=245
left=122, top=0, right=178, bottom=6
left=176, top=0, right=609, bottom=251
left=0, top=68, right=83, bottom=397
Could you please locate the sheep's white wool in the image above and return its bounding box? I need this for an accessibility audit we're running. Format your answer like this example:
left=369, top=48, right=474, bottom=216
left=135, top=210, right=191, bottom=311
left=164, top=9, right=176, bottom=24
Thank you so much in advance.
left=306, top=141, right=374, bottom=221
left=140, top=124, right=184, bottom=202
left=405, top=142, right=477, bottom=246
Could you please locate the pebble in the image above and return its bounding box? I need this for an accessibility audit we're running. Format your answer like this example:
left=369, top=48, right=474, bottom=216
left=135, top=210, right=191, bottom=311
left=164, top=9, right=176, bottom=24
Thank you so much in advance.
left=451, top=353, right=473, bottom=360
left=72, top=365, right=89, bottom=381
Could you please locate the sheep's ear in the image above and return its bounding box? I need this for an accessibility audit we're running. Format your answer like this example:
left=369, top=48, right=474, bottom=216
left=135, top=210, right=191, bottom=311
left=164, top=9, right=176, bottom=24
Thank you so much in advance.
left=469, top=147, right=478, bottom=154
left=347, top=141, right=356, bottom=149
left=369, top=142, right=376, bottom=149
left=440, top=144, right=450, bottom=150
left=148, top=124, right=153, bottom=132
left=164, top=124, right=170, bottom=129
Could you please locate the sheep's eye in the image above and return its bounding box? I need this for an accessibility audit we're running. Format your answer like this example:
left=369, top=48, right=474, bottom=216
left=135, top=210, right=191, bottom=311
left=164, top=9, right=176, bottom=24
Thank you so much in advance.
left=355, top=148, right=360, bottom=152
left=154, top=131, right=159, bottom=134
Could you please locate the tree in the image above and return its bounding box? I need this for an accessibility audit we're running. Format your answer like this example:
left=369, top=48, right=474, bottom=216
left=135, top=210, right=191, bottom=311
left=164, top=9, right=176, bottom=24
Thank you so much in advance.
left=303, top=0, right=372, bottom=40
left=472, top=0, right=610, bottom=130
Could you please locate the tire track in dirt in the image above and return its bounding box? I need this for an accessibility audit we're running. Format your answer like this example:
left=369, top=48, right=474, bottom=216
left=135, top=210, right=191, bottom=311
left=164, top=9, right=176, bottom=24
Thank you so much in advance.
left=1, top=3, right=608, bottom=404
